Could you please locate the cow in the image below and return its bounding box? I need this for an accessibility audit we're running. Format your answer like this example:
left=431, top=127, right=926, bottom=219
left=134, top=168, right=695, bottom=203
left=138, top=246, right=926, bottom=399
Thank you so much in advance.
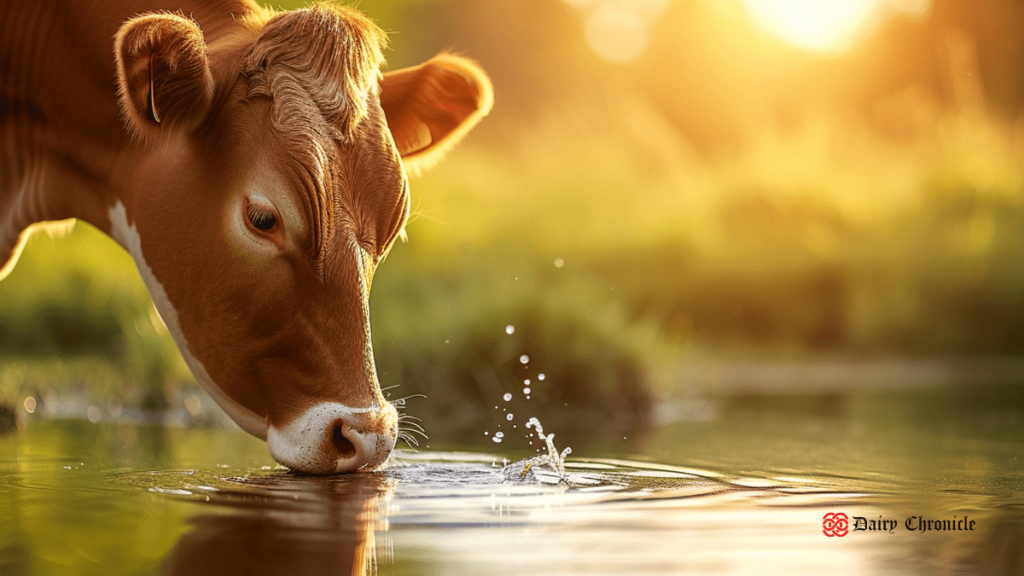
left=0, top=0, right=493, bottom=473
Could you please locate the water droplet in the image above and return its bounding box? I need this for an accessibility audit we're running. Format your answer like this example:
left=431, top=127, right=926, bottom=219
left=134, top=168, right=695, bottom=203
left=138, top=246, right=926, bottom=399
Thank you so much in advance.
left=523, top=387, right=531, bottom=395
left=492, top=436, right=502, bottom=443
left=495, top=431, right=504, bottom=438
left=519, top=355, right=529, bottom=364
left=554, top=258, right=564, bottom=268
left=538, top=373, right=545, bottom=381
left=526, top=396, right=531, bottom=400
left=505, top=325, right=515, bottom=335
left=484, top=431, right=489, bottom=436
left=506, top=413, right=514, bottom=421
left=503, top=393, right=512, bottom=401
left=524, top=379, right=531, bottom=385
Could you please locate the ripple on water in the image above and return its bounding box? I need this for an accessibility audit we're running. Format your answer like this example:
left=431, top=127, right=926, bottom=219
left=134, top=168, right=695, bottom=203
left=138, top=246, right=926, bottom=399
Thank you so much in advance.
left=115, top=450, right=862, bottom=513
left=113, top=452, right=975, bottom=576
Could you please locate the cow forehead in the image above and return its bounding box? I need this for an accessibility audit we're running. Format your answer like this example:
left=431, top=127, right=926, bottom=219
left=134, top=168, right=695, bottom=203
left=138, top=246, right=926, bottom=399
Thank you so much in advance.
left=334, top=107, right=409, bottom=249
left=217, top=4, right=400, bottom=261
left=242, top=101, right=407, bottom=270
left=238, top=4, right=386, bottom=140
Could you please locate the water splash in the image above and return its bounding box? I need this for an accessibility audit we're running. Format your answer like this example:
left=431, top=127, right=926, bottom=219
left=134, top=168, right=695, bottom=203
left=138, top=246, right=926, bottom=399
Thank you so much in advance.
left=502, top=417, right=572, bottom=483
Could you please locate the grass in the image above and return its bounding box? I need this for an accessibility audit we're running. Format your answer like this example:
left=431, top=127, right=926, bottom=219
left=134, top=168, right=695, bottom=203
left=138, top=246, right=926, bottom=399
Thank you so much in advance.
left=0, top=225, right=192, bottom=410
left=1, top=95, right=1022, bottom=436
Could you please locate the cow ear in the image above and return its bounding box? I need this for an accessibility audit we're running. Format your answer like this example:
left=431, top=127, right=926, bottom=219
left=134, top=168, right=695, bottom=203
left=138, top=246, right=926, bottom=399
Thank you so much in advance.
left=114, top=13, right=214, bottom=140
left=380, top=54, right=493, bottom=175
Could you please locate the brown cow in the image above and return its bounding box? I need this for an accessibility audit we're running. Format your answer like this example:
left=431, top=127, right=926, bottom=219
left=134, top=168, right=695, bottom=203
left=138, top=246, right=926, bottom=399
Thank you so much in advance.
left=0, top=0, right=492, bottom=473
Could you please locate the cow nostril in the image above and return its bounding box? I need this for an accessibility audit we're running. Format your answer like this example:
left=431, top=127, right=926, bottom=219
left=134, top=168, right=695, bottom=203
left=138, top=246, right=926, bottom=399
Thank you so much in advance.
left=332, top=424, right=357, bottom=459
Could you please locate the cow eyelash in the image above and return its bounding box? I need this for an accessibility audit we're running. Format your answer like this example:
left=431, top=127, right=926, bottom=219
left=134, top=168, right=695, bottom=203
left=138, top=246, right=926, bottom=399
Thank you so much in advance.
left=246, top=203, right=278, bottom=232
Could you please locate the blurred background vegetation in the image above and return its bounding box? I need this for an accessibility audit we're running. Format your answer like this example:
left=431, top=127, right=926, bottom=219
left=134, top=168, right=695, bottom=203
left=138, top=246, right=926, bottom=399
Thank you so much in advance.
left=2, top=0, right=1023, bottom=443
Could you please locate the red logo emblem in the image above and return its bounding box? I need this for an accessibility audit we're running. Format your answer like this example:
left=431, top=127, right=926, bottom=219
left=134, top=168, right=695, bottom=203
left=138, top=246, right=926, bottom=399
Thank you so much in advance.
left=823, top=512, right=849, bottom=537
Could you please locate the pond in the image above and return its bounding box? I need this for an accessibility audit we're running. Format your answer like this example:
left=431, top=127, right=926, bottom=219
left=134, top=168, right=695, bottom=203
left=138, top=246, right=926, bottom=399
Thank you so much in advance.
left=0, top=386, right=1022, bottom=575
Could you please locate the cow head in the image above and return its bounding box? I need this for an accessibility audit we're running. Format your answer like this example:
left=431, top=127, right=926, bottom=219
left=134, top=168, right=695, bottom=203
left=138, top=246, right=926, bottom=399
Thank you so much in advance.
left=110, top=5, right=492, bottom=473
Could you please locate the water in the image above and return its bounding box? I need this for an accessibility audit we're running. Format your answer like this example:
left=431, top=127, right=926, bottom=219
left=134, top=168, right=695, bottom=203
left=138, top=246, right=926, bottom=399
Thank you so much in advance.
left=0, top=387, right=1022, bottom=575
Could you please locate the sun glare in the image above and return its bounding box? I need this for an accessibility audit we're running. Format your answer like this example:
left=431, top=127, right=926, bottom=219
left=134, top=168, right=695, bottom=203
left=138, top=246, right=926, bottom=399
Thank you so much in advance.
left=586, top=6, right=648, bottom=64
left=742, top=0, right=882, bottom=54
left=566, top=0, right=669, bottom=64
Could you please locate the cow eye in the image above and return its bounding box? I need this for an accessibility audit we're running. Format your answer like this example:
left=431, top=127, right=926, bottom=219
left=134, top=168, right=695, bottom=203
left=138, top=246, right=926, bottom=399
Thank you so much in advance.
left=247, top=203, right=277, bottom=232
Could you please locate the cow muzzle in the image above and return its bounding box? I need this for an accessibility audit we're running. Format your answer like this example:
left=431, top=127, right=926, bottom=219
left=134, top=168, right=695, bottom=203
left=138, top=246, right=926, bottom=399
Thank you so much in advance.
left=266, top=402, right=398, bottom=474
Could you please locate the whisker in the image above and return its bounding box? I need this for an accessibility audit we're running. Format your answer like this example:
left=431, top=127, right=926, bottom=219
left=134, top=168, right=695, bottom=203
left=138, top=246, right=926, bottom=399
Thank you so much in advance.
left=403, top=427, right=429, bottom=440
left=409, top=211, right=447, bottom=226
left=393, top=416, right=421, bottom=430
left=398, top=420, right=426, bottom=432
left=397, top=432, right=420, bottom=447
left=406, top=197, right=448, bottom=226
left=392, top=394, right=427, bottom=404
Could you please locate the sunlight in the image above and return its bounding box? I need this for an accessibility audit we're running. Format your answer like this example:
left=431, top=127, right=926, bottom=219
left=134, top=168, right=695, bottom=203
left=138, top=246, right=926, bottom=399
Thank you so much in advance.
left=586, top=5, right=648, bottom=63
left=565, top=0, right=669, bottom=64
left=742, top=0, right=882, bottom=54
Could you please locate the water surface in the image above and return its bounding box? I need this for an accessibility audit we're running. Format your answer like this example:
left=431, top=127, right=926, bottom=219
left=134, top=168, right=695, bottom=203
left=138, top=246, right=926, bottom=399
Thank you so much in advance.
left=0, top=387, right=1022, bottom=575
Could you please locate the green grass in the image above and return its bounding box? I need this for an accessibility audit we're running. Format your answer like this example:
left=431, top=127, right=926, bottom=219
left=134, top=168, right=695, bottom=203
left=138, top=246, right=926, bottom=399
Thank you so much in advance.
left=391, top=106, right=1024, bottom=359
left=0, top=225, right=192, bottom=409
left=1, top=100, right=1022, bottom=429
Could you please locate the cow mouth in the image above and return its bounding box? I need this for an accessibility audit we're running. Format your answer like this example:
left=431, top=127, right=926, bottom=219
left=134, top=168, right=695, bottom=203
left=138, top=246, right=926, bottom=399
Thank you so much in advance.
left=266, top=401, right=398, bottom=474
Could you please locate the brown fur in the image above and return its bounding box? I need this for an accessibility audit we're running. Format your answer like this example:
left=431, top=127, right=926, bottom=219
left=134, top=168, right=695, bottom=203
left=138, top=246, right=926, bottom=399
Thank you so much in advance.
left=1, top=0, right=492, bottom=471
left=241, top=5, right=386, bottom=142
left=233, top=4, right=396, bottom=264
left=381, top=53, right=495, bottom=175
left=115, top=12, right=216, bottom=140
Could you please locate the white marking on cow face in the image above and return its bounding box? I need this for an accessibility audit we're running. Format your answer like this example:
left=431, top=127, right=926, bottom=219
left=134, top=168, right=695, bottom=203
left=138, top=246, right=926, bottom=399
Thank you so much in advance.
left=108, top=201, right=269, bottom=439
left=267, top=402, right=398, bottom=474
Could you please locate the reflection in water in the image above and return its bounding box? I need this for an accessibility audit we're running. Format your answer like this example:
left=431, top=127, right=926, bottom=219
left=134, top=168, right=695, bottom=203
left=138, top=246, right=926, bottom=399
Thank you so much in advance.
left=160, top=474, right=393, bottom=576
left=140, top=453, right=1024, bottom=576
left=974, top=515, right=1024, bottom=576
left=4, top=387, right=1024, bottom=576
